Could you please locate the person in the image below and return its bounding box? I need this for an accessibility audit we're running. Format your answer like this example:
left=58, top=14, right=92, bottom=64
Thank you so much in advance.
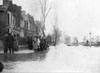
left=37, top=37, right=40, bottom=49
left=33, top=37, right=38, bottom=50
left=27, top=36, right=33, bottom=50
left=3, top=33, right=8, bottom=54
left=45, top=37, right=49, bottom=49
left=44, top=37, right=49, bottom=50
left=40, top=36, right=47, bottom=51
left=86, top=40, right=89, bottom=46
left=4, top=33, right=15, bottom=54
left=13, top=34, right=19, bottom=51
left=34, top=36, right=40, bottom=52
left=39, top=37, right=43, bottom=51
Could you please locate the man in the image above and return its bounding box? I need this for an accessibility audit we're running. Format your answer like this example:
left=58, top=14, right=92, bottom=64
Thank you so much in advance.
left=4, top=33, right=15, bottom=54
left=3, top=33, right=8, bottom=54
left=27, top=36, right=33, bottom=50
left=13, top=34, right=19, bottom=51
left=40, top=37, right=47, bottom=51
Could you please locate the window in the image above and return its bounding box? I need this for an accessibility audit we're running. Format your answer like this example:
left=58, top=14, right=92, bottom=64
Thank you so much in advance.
left=8, top=13, right=9, bottom=25
left=0, top=0, right=3, bottom=5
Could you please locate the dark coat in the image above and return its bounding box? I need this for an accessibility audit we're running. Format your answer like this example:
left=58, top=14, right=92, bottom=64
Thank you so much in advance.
left=5, top=34, right=15, bottom=48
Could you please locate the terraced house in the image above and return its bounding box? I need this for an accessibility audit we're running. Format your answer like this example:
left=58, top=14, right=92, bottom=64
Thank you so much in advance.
left=0, top=0, right=21, bottom=37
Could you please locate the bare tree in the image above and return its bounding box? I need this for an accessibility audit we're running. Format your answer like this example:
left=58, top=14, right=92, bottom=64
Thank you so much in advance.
left=52, top=9, right=61, bottom=46
left=52, top=25, right=61, bottom=46
left=39, top=0, right=52, bottom=36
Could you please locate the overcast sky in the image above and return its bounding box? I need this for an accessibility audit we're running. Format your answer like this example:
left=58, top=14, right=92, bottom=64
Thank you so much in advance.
left=12, top=0, right=100, bottom=40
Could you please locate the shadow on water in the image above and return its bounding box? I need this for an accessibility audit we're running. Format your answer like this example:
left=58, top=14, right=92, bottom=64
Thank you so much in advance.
left=0, top=50, right=48, bottom=62
left=0, top=50, right=49, bottom=71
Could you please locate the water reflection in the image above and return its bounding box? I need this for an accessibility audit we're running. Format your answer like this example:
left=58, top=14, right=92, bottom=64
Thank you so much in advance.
left=1, top=44, right=100, bottom=73
left=0, top=50, right=48, bottom=72
left=0, top=50, right=47, bottom=62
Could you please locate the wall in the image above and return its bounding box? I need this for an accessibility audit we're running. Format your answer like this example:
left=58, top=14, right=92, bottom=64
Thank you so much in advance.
left=0, top=11, right=8, bottom=36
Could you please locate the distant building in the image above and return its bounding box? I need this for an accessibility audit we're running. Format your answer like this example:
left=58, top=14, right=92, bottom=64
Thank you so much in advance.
left=20, top=10, right=26, bottom=37
left=27, top=14, right=36, bottom=36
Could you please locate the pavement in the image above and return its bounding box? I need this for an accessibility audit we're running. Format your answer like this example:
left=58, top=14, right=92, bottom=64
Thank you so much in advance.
left=0, top=41, right=49, bottom=73
left=1, top=49, right=48, bottom=73
left=0, top=42, right=48, bottom=62
left=0, top=48, right=48, bottom=61
left=0, top=49, right=33, bottom=53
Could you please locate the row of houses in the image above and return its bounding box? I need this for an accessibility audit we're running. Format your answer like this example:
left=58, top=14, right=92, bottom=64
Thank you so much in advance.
left=0, top=0, right=42, bottom=38
left=20, top=10, right=41, bottom=37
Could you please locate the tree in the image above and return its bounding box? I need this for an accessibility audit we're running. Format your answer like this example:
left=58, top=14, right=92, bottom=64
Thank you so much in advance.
left=52, top=25, right=61, bottom=46
left=50, top=2, right=61, bottom=46
left=39, top=0, right=52, bottom=36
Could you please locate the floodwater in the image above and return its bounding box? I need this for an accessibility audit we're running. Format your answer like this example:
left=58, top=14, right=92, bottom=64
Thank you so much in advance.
left=1, top=50, right=47, bottom=73
left=2, top=43, right=100, bottom=73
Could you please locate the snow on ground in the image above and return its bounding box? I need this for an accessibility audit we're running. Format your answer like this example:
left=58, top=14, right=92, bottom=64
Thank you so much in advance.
left=6, top=43, right=100, bottom=73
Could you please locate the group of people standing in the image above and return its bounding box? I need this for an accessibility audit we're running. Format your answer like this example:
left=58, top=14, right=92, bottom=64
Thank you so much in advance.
left=2, top=32, right=18, bottom=55
left=2, top=32, right=50, bottom=54
left=27, top=36, right=49, bottom=52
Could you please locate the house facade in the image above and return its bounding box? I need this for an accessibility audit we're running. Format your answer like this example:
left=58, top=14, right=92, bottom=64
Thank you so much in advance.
left=0, top=0, right=9, bottom=37
left=0, top=0, right=21, bottom=37
left=20, top=11, right=41, bottom=37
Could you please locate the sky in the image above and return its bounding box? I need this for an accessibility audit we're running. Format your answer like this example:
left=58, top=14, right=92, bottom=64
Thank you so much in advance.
left=12, top=0, right=100, bottom=40
left=13, top=0, right=40, bottom=19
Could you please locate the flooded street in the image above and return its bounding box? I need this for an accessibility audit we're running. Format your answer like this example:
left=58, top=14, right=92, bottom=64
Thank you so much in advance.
left=0, top=0, right=100, bottom=73
left=0, top=50, right=48, bottom=73
left=1, top=43, right=100, bottom=73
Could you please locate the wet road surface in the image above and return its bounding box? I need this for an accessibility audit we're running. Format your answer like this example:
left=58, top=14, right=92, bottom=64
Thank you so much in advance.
left=0, top=50, right=48, bottom=72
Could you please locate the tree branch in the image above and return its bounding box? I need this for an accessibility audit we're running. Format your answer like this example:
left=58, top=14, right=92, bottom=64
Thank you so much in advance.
left=45, top=1, right=52, bottom=18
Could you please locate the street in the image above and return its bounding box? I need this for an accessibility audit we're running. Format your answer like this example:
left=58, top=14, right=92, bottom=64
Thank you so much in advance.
left=0, top=49, right=48, bottom=73
left=0, top=43, right=100, bottom=73
left=0, top=0, right=100, bottom=73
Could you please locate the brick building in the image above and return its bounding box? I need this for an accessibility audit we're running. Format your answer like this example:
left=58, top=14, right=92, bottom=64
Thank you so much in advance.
left=0, top=0, right=21, bottom=37
left=0, top=0, right=9, bottom=37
